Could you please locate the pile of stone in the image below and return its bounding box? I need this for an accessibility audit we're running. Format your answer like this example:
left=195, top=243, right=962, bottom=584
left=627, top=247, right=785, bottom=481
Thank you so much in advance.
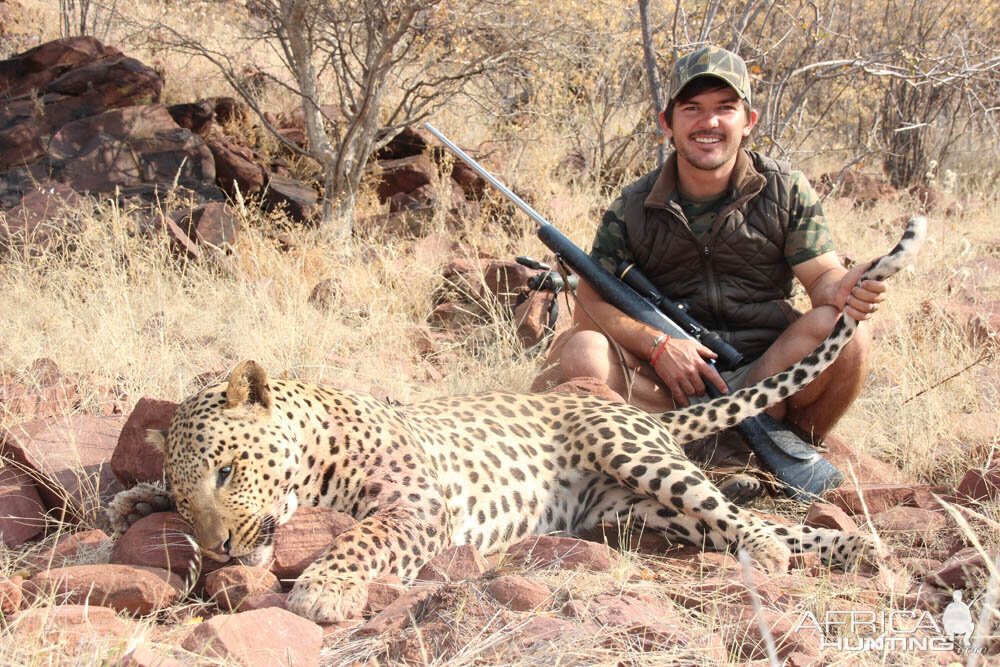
left=0, top=37, right=490, bottom=260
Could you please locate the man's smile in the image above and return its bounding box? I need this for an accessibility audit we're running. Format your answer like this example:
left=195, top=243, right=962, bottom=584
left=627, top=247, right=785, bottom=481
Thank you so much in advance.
left=691, top=134, right=724, bottom=144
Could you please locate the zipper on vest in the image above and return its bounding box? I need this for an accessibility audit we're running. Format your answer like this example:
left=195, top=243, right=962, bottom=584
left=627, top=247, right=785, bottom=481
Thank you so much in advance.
left=700, top=243, right=725, bottom=323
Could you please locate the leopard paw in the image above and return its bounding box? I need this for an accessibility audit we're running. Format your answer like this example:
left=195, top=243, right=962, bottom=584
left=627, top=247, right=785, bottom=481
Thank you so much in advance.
left=105, top=482, right=173, bottom=538
left=287, top=569, right=368, bottom=623
left=828, top=532, right=884, bottom=571
left=742, top=532, right=792, bottom=574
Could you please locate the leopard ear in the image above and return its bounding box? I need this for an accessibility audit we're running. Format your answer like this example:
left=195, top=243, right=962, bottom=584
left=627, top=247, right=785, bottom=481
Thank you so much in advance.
left=226, top=360, right=273, bottom=412
left=146, top=429, right=167, bottom=454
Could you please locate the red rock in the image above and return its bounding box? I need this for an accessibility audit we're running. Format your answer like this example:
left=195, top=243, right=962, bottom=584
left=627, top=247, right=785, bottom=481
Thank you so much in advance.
left=0, top=382, right=79, bottom=420
left=505, top=536, right=618, bottom=572
left=514, top=615, right=600, bottom=647
left=23, top=564, right=182, bottom=615
left=0, top=466, right=45, bottom=547
left=450, top=161, right=486, bottom=199
left=870, top=506, right=945, bottom=539
left=908, top=185, right=941, bottom=213
left=376, top=125, right=430, bottom=160
left=205, top=566, right=281, bottom=611
left=48, top=105, right=212, bottom=193
left=12, top=604, right=132, bottom=642
left=355, top=587, right=439, bottom=636
left=208, top=139, right=267, bottom=197
left=545, top=377, right=626, bottom=404
left=925, top=547, right=998, bottom=590
left=209, top=96, right=248, bottom=125
left=416, top=545, right=486, bottom=583
left=364, top=575, right=405, bottom=615
left=375, top=154, right=435, bottom=201
left=120, top=645, right=187, bottom=667
left=788, top=552, right=822, bottom=573
left=804, top=501, right=858, bottom=532
left=826, top=484, right=945, bottom=516
left=263, top=173, right=317, bottom=222
left=26, top=529, right=111, bottom=571
left=181, top=607, right=322, bottom=667
left=428, top=301, right=481, bottom=332
left=0, top=37, right=119, bottom=97
left=43, top=55, right=161, bottom=107
left=578, top=522, right=673, bottom=554
left=111, top=397, right=175, bottom=486
left=0, top=113, right=45, bottom=172
left=0, top=184, right=87, bottom=255
left=109, top=512, right=222, bottom=581
left=1, top=575, right=23, bottom=614
left=956, top=464, right=1000, bottom=503
left=482, top=260, right=534, bottom=308
left=0, top=415, right=126, bottom=523
left=270, top=506, right=356, bottom=581
left=167, top=100, right=214, bottom=137
left=715, top=603, right=821, bottom=660
left=822, top=433, right=910, bottom=484
left=239, top=592, right=288, bottom=612
left=153, top=202, right=242, bottom=258
left=513, top=289, right=575, bottom=350
left=563, top=593, right=727, bottom=657
left=487, top=575, right=551, bottom=611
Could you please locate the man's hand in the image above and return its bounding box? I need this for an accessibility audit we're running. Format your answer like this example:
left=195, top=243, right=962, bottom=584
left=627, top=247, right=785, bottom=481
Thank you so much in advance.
left=833, top=260, right=888, bottom=321
left=650, top=338, right=727, bottom=407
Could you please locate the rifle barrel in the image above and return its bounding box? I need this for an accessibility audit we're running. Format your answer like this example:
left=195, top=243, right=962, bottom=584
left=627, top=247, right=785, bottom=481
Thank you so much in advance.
left=423, top=122, right=552, bottom=230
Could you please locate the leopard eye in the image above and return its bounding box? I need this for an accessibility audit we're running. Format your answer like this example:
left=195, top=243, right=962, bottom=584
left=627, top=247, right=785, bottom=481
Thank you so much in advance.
left=217, top=465, right=233, bottom=486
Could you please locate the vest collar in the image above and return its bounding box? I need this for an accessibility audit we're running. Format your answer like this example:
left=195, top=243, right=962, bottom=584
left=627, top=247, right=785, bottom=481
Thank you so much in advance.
left=644, top=149, right=767, bottom=209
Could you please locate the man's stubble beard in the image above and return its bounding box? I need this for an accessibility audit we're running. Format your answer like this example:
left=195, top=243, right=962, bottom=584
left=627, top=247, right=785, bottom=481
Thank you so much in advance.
left=674, top=132, right=743, bottom=172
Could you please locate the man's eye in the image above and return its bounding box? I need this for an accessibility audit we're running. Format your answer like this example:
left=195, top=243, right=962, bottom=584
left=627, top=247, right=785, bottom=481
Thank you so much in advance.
left=217, top=465, right=233, bottom=486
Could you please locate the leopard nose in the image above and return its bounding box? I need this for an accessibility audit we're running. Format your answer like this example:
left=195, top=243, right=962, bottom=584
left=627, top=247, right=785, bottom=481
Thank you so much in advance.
left=214, top=532, right=231, bottom=555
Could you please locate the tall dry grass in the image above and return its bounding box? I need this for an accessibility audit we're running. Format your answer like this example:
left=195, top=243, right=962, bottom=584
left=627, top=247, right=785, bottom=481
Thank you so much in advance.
left=1, top=1, right=998, bottom=664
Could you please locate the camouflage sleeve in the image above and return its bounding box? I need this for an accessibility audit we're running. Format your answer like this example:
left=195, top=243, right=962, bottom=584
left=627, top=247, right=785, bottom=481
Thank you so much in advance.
left=589, top=196, right=634, bottom=273
left=785, top=171, right=835, bottom=266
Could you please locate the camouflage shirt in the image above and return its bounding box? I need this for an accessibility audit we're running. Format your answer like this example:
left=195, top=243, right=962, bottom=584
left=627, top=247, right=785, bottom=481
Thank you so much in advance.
left=591, top=169, right=833, bottom=274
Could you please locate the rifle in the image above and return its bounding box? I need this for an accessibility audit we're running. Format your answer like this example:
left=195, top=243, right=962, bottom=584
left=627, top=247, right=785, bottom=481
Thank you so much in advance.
left=423, top=122, right=843, bottom=501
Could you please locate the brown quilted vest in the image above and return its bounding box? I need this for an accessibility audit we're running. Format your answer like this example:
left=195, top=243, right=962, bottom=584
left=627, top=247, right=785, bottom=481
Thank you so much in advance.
left=621, top=149, right=800, bottom=361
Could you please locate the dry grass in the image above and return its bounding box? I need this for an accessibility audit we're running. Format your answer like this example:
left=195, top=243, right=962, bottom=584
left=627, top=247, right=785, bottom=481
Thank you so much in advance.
left=2, top=1, right=999, bottom=664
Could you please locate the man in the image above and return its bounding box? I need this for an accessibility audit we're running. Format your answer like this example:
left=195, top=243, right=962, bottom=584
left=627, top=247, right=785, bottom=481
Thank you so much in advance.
left=549, top=46, right=889, bottom=493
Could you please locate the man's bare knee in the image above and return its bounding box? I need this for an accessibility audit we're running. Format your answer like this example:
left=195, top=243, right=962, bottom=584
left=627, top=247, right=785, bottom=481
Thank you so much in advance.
left=559, top=330, right=613, bottom=380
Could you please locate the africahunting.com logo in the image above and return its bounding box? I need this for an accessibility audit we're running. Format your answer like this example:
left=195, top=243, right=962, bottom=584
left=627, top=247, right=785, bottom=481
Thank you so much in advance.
left=792, top=589, right=986, bottom=654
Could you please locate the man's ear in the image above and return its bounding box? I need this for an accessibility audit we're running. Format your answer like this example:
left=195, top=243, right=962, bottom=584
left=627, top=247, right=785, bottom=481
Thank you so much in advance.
left=658, top=109, right=672, bottom=136
left=146, top=429, right=167, bottom=455
left=743, top=107, right=759, bottom=136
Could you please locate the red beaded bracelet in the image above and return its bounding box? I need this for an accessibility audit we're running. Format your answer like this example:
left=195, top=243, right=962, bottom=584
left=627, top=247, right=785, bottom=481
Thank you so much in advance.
left=649, top=335, right=671, bottom=366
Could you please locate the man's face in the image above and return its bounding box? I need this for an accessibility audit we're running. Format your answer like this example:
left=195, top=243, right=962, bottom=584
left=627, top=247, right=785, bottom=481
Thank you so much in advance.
left=661, top=84, right=758, bottom=173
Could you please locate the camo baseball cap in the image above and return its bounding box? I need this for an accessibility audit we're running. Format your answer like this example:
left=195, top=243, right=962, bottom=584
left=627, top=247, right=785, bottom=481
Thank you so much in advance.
left=667, top=46, right=752, bottom=106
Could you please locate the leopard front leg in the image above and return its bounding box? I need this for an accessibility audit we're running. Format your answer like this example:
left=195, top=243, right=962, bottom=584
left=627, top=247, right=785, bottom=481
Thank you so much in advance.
left=105, top=482, right=174, bottom=538
left=286, top=472, right=452, bottom=623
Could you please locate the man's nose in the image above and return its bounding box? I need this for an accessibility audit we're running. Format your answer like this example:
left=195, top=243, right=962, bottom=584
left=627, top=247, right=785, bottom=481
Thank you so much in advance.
left=697, top=112, right=720, bottom=128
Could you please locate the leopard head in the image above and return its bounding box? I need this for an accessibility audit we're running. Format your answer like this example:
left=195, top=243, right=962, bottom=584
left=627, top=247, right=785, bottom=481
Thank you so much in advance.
left=148, top=360, right=300, bottom=565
